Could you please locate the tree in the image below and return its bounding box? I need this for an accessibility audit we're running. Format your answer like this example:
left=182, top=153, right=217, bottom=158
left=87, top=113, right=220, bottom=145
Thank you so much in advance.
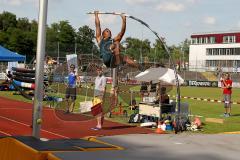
left=46, top=23, right=59, bottom=56
left=58, top=21, right=76, bottom=54
left=46, top=21, right=76, bottom=57
left=30, top=20, right=38, bottom=33
left=29, top=20, right=38, bottom=57
left=6, top=28, right=34, bottom=60
left=0, top=31, right=9, bottom=47
left=76, top=25, right=97, bottom=55
left=0, top=11, right=17, bottom=31
left=17, top=18, right=31, bottom=31
left=124, top=37, right=151, bottom=62
left=179, top=38, right=190, bottom=62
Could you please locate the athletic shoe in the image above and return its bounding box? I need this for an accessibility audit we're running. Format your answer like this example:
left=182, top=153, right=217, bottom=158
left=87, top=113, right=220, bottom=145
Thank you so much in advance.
left=220, top=113, right=227, bottom=117
left=224, top=113, right=229, bottom=118
left=91, top=127, right=101, bottom=131
left=64, top=110, right=70, bottom=114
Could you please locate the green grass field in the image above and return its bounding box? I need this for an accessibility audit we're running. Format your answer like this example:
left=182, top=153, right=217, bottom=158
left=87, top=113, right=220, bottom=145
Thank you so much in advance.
left=1, top=85, right=240, bottom=134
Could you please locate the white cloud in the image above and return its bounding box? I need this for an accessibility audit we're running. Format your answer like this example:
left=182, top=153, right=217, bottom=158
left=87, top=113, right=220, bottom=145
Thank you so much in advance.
left=86, top=15, right=118, bottom=26
left=185, top=0, right=197, bottom=4
left=184, top=22, right=191, bottom=27
left=156, top=2, right=185, bottom=12
left=125, top=0, right=156, bottom=5
left=0, top=0, right=34, bottom=6
left=237, top=21, right=240, bottom=28
left=203, top=16, right=216, bottom=25
left=99, top=15, right=118, bottom=25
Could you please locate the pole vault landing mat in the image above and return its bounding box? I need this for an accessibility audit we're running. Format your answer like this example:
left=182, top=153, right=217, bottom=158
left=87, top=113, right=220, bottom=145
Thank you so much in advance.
left=0, top=136, right=120, bottom=151
left=52, top=150, right=127, bottom=160
left=0, top=136, right=123, bottom=160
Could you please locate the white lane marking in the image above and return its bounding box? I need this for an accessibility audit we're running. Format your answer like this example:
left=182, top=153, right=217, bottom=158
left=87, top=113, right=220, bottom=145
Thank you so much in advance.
left=0, top=130, right=11, bottom=136
left=0, top=115, right=69, bottom=139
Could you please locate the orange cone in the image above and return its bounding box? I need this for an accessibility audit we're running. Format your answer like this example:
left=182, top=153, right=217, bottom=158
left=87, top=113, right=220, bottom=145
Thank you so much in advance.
left=155, top=122, right=165, bottom=134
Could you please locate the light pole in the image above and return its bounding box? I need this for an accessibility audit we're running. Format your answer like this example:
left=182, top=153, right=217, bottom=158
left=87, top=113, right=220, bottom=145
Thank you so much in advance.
left=122, top=41, right=128, bottom=54
left=74, top=37, right=77, bottom=54
left=181, top=47, right=185, bottom=70
left=57, top=41, right=59, bottom=64
left=154, top=47, right=157, bottom=66
left=56, top=30, right=60, bottom=64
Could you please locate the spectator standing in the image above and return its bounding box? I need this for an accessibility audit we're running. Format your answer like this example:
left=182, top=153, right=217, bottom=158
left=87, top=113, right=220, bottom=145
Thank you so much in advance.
left=65, top=64, right=80, bottom=113
left=221, top=73, right=232, bottom=117
left=92, top=67, right=107, bottom=130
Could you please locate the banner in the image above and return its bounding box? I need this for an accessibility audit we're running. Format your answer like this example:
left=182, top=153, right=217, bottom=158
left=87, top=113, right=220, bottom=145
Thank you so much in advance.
left=66, top=54, right=78, bottom=72
left=186, top=80, right=218, bottom=87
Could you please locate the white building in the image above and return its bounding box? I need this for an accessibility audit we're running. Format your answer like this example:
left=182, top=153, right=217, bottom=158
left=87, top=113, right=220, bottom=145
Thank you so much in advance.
left=189, top=31, right=240, bottom=72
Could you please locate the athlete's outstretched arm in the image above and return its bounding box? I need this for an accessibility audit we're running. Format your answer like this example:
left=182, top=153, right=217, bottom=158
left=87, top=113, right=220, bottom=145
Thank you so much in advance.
left=114, top=15, right=126, bottom=42
left=95, top=11, right=101, bottom=44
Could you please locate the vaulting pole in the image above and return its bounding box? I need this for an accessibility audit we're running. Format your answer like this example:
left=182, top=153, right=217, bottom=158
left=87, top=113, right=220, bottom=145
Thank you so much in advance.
left=111, top=68, right=118, bottom=109
left=88, top=11, right=181, bottom=132
left=32, top=0, right=48, bottom=138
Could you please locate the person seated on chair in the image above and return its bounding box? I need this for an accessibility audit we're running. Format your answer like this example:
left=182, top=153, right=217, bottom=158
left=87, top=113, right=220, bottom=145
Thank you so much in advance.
left=140, top=82, right=148, bottom=101
left=129, top=99, right=138, bottom=110
left=155, top=87, right=170, bottom=105
left=148, top=81, right=157, bottom=97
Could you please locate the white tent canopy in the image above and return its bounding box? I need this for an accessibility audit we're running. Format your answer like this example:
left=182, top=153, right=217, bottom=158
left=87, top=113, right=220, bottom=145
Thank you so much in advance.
left=135, top=67, right=184, bottom=85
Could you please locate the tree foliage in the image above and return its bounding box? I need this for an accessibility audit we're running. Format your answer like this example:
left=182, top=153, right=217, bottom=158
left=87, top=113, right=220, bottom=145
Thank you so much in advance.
left=0, top=11, right=17, bottom=31
left=76, top=25, right=98, bottom=55
left=124, top=37, right=151, bottom=62
left=0, top=11, right=189, bottom=66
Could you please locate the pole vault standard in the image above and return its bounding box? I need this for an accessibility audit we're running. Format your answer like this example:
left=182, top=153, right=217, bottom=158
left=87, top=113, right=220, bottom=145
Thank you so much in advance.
left=88, top=11, right=181, bottom=132
left=32, top=0, right=48, bottom=138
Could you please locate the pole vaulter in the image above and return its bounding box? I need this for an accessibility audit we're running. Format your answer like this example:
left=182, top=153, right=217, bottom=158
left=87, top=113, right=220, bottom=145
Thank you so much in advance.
left=88, top=11, right=182, bottom=133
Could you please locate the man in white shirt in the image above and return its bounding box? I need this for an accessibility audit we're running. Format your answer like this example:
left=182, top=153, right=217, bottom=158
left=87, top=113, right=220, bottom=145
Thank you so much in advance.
left=92, top=67, right=107, bottom=130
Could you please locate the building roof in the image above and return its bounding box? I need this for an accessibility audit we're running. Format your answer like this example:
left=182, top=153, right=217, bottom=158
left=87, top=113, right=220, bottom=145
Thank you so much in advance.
left=191, top=30, right=240, bottom=36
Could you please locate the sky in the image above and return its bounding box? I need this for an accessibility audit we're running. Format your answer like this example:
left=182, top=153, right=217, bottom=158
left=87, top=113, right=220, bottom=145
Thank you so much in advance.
left=0, top=0, right=240, bottom=45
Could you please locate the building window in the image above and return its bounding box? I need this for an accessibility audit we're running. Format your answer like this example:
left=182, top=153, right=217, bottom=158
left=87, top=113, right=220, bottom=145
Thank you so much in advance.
left=213, top=49, right=218, bottom=55
left=209, top=37, right=215, bottom=43
left=223, top=36, right=236, bottom=43
left=191, top=38, right=197, bottom=44
left=236, top=48, right=240, bottom=55
left=223, top=36, right=228, bottom=43
left=205, top=37, right=208, bottom=43
left=206, top=48, right=240, bottom=56
left=206, top=60, right=240, bottom=68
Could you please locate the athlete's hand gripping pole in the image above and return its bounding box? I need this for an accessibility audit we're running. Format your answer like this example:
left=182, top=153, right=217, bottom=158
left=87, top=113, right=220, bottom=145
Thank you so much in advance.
left=87, top=11, right=130, bottom=17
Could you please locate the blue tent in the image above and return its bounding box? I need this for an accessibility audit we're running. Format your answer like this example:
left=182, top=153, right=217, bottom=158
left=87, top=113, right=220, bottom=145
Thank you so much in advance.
left=0, top=45, right=26, bottom=62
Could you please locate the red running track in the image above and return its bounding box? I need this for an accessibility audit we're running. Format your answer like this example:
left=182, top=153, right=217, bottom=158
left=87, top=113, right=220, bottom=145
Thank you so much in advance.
left=0, top=97, right=153, bottom=139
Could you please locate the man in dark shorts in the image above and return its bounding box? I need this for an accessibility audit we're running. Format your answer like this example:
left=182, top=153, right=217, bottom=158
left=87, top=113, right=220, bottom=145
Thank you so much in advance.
left=65, top=64, right=79, bottom=113
left=221, top=73, right=232, bottom=117
left=94, top=11, right=140, bottom=69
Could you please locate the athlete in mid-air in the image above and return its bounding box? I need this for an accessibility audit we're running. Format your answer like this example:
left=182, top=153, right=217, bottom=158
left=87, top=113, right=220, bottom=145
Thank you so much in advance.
left=94, top=11, right=141, bottom=69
